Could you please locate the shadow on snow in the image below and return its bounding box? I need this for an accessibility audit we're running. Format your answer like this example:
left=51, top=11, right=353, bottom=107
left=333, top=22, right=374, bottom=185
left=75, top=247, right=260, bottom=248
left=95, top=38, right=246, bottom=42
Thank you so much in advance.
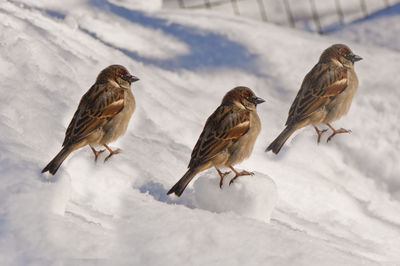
left=85, top=0, right=257, bottom=71
left=138, top=181, right=196, bottom=209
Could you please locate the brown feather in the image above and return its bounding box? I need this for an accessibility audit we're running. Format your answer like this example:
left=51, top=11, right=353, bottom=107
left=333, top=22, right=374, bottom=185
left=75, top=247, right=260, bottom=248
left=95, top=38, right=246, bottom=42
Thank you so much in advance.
left=189, top=105, right=250, bottom=169
left=168, top=86, right=263, bottom=196
left=42, top=64, right=137, bottom=175
left=286, top=63, right=348, bottom=126
left=63, top=83, right=125, bottom=147
left=267, top=44, right=361, bottom=154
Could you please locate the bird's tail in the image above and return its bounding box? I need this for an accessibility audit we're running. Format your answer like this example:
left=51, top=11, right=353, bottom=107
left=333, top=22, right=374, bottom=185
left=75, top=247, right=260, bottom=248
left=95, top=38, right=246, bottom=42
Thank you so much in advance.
left=42, top=146, right=73, bottom=175
left=167, top=168, right=198, bottom=197
left=266, top=125, right=297, bottom=154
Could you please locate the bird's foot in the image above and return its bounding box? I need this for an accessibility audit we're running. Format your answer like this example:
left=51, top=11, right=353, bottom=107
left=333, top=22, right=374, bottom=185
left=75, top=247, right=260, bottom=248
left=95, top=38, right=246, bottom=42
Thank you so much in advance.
left=229, top=169, right=254, bottom=186
left=104, top=148, right=121, bottom=162
left=327, top=128, right=351, bottom=143
left=314, top=126, right=328, bottom=144
left=89, top=145, right=105, bottom=162
left=216, top=168, right=231, bottom=188
left=103, top=144, right=121, bottom=162
left=94, top=149, right=106, bottom=162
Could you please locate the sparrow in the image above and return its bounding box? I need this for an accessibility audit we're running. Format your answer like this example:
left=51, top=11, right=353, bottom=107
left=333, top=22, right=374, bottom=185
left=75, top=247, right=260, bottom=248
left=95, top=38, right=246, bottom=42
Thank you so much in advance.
left=167, top=86, right=265, bottom=197
left=266, top=44, right=362, bottom=154
left=42, top=65, right=139, bottom=175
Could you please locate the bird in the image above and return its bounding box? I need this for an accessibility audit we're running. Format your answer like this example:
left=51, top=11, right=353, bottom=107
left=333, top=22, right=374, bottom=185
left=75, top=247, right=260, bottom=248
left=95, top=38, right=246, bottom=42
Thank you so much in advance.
left=266, top=44, right=362, bottom=154
left=42, top=65, right=139, bottom=175
left=167, top=86, right=265, bottom=197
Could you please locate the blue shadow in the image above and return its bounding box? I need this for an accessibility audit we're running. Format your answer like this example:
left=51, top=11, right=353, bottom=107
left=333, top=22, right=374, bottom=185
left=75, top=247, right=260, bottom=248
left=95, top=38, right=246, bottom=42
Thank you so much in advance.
left=86, top=0, right=257, bottom=71
left=138, top=181, right=196, bottom=209
left=361, top=2, right=400, bottom=19
left=324, top=3, right=400, bottom=33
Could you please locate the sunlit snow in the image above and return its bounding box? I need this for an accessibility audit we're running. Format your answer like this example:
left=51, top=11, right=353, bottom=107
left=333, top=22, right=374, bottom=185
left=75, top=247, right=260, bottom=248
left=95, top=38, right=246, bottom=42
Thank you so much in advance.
left=1, top=0, right=400, bottom=265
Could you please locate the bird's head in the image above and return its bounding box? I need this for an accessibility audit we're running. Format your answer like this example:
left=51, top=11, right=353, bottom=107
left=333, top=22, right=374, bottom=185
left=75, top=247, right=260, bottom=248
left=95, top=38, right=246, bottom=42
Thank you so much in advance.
left=319, top=44, right=362, bottom=69
left=222, top=86, right=265, bottom=111
left=96, top=65, right=139, bottom=89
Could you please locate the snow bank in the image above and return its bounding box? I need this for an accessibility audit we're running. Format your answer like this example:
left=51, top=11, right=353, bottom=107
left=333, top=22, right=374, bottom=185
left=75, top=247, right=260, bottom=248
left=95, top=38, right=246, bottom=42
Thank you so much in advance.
left=194, top=171, right=277, bottom=222
left=1, top=0, right=400, bottom=265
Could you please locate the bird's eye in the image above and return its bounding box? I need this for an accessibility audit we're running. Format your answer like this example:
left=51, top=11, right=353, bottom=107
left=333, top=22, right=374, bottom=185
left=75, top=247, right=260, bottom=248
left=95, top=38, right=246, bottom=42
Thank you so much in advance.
left=345, top=54, right=353, bottom=60
left=122, top=75, right=131, bottom=82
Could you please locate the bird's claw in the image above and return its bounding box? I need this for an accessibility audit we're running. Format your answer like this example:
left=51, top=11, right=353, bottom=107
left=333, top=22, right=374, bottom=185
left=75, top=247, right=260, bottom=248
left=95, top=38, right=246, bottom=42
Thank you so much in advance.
left=92, top=149, right=105, bottom=162
left=218, top=171, right=231, bottom=188
left=317, top=129, right=328, bottom=143
left=314, top=127, right=328, bottom=144
left=326, top=128, right=351, bottom=143
left=228, top=171, right=254, bottom=186
left=104, top=148, right=121, bottom=162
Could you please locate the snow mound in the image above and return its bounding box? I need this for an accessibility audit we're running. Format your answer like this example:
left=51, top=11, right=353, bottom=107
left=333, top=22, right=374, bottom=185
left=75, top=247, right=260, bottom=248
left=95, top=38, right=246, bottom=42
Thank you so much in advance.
left=193, top=171, right=277, bottom=222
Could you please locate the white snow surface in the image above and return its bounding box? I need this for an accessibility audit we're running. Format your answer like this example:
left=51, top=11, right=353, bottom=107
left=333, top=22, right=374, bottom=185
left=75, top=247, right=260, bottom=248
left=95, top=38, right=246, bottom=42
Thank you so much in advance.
left=1, top=0, right=400, bottom=265
left=194, top=172, right=277, bottom=223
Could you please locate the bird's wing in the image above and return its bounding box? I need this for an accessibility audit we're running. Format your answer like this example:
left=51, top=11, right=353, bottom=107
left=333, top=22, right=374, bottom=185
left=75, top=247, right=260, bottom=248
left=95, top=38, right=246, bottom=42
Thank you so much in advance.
left=188, top=105, right=250, bottom=169
left=63, top=83, right=125, bottom=146
left=286, top=63, right=348, bottom=125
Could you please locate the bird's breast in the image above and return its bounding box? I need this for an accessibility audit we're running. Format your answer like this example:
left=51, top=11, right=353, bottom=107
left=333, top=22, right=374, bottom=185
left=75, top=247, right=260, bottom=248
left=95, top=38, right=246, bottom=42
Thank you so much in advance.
left=325, top=69, right=358, bottom=122
left=226, top=111, right=261, bottom=166
left=101, top=89, right=136, bottom=144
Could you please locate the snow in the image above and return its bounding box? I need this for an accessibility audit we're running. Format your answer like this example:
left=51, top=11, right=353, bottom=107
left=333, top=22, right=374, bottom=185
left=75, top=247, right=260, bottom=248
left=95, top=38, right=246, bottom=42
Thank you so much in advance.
left=1, top=0, right=400, bottom=265
left=110, top=0, right=163, bottom=12
left=193, top=172, right=277, bottom=222
left=328, top=3, right=400, bottom=52
left=163, top=0, right=393, bottom=33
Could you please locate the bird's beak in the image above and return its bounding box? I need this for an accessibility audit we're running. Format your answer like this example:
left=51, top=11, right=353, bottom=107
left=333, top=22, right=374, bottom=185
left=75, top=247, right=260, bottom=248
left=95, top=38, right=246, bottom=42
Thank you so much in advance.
left=123, top=74, right=139, bottom=83
left=250, top=96, right=266, bottom=105
left=129, top=75, right=140, bottom=83
left=352, top=54, right=363, bottom=63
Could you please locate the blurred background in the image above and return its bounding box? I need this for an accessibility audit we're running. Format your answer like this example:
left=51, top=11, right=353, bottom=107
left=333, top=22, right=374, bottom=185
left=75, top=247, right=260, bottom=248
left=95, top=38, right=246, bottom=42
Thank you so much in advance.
left=164, top=0, right=397, bottom=33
